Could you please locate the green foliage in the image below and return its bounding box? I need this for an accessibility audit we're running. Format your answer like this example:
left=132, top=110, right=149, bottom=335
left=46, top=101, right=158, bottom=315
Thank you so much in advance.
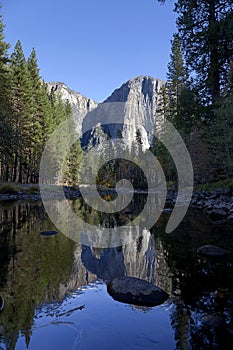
left=0, top=7, right=83, bottom=184
left=153, top=34, right=195, bottom=183
left=0, top=8, right=13, bottom=181
left=159, top=0, right=233, bottom=103
left=157, top=0, right=233, bottom=184
left=63, top=111, right=83, bottom=185
left=209, top=85, right=233, bottom=179
left=0, top=202, right=76, bottom=348
left=177, top=0, right=233, bottom=103
left=167, top=33, right=188, bottom=94
left=196, top=178, right=233, bottom=192
left=0, top=183, right=19, bottom=194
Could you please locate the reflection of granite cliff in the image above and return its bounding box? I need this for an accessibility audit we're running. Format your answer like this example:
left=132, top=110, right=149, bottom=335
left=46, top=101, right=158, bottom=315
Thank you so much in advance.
left=0, top=201, right=172, bottom=350
left=79, top=229, right=172, bottom=293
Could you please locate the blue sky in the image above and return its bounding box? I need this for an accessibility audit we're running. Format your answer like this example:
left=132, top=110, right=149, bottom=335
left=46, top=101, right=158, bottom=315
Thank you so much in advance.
left=1, top=0, right=177, bottom=102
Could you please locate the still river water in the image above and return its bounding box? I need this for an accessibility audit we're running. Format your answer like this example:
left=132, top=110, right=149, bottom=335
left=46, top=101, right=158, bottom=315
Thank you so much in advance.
left=0, top=194, right=233, bottom=349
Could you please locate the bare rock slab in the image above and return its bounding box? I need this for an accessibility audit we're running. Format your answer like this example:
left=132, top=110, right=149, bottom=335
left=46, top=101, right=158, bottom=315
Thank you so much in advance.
left=107, top=276, right=168, bottom=307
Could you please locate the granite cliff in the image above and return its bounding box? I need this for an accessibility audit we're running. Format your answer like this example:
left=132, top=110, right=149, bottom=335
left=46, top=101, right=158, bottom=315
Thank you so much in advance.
left=47, top=82, right=98, bottom=135
left=48, top=76, right=165, bottom=149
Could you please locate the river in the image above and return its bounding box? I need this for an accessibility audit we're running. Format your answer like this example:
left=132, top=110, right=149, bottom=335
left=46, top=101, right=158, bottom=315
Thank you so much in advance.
left=0, top=195, right=233, bottom=349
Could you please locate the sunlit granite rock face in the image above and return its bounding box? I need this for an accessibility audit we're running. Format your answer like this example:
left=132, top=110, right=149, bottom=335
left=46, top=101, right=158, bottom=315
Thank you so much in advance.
left=103, top=76, right=165, bottom=149
left=47, top=82, right=98, bottom=134
left=48, top=76, right=165, bottom=150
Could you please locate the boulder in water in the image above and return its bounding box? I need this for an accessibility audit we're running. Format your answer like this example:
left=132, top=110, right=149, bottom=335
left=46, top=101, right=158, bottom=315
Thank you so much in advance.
left=198, top=245, right=227, bottom=259
left=107, top=276, right=168, bottom=307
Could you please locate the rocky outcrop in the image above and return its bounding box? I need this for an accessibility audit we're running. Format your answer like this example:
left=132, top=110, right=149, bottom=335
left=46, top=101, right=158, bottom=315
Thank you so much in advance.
left=165, top=188, right=233, bottom=223
left=86, top=76, right=165, bottom=150
left=104, top=76, right=165, bottom=149
left=190, top=189, right=233, bottom=223
left=47, top=82, right=98, bottom=135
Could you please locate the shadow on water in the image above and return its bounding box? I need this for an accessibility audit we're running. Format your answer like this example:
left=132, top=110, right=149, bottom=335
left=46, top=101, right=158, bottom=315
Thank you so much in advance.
left=0, top=195, right=232, bottom=349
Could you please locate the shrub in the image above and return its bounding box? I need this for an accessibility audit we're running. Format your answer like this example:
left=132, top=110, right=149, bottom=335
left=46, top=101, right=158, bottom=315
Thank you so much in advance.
left=0, top=183, right=19, bottom=194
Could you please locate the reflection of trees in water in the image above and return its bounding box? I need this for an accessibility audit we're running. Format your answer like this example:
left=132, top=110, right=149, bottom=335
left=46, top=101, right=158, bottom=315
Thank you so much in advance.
left=71, top=192, right=164, bottom=228
left=2, top=196, right=232, bottom=349
left=0, top=202, right=76, bottom=350
left=0, top=198, right=172, bottom=350
left=155, top=208, right=233, bottom=349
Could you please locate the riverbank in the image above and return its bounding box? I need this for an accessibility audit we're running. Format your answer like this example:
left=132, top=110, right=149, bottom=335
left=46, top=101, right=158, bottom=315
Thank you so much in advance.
left=0, top=182, right=233, bottom=224
left=166, top=188, right=233, bottom=223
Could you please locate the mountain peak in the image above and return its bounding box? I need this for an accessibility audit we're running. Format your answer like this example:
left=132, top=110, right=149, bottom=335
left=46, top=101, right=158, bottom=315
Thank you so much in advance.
left=104, top=75, right=165, bottom=103
left=48, top=76, right=165, bottom=149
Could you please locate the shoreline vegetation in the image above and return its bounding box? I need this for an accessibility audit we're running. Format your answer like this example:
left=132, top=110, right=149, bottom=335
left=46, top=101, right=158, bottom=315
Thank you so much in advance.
left=0, top=180, right=233, bottom=224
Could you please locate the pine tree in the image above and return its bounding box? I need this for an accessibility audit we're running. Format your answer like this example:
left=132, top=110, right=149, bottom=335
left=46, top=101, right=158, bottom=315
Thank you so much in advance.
left=167, top=33, right=197, bottom=140
left=209, top=58, right=233, bottom=179
left=0, top=7, right=12, bottom=181
left=10, top=40, right=34, bottom=182
left=63, top=101, right=83, bottom=185
left=27, top=48, right=43, bottom=182
left=167, top=33, right=188, bottom=101
left=27, top=49, right=56, bottom=182
left=158, top=0, right=233, bottom=103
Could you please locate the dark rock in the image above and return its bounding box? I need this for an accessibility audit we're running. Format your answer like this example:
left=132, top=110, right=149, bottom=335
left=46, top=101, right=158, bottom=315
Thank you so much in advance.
left=198, top=245, right=227, bottom=259
left=203, top=200, right=214, bottom=208
left=107, top=276, right=168, bottom=307
left=227, top=215, right=233, bottom=222
left=210, top=191, right=221, bottom=200
left=39, top=230, right=58, bottom=236
left=223, top=189, right=233, bottom=196
left=208, top=208, right=227, bottom=221
left=0, top=293, right=4, bottom=311
left=201, top=312, right=225, bottom=328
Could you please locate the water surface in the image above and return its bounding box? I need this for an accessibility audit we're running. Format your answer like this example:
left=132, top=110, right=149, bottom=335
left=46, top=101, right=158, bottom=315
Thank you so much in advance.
left=0, top=196, right=233, bottom=349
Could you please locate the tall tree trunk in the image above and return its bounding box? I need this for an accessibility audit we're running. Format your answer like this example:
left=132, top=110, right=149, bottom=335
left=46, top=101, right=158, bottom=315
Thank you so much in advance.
left=208, top=1, right=220, bottom=102
left=13, top=153, right=18, bottom=182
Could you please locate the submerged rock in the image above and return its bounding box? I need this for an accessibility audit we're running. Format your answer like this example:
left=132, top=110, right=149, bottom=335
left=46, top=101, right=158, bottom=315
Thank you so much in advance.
left=198, top=245, right=227, bottom=259
left=107, top=276, right=168, bottom=307
left=39, top=230, right=58, bottom=236
left=208, top=208, right=227, bottom=222
left=201, top=312, right=225, bottom=329
left=227, top=215, right=233, bottom=222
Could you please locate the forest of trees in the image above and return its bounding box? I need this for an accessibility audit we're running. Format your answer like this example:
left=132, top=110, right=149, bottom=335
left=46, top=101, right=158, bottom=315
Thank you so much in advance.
left=0, top=1, right=233, bottom=187
left=97, top=0, right=233, bottom=187
left=155, top=0, right=233, bottom=184
left=0, top=7, right=81, bottom=184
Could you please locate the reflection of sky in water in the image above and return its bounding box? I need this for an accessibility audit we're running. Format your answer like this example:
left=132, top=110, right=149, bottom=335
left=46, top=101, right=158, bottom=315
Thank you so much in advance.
left=0, top=200, right=233, bottom=349
left=15, top=282, right=174, bottom=350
